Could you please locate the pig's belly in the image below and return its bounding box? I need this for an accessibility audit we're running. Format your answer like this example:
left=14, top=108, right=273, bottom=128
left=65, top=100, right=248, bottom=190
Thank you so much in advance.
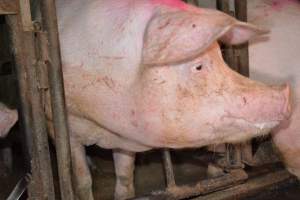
left=68, top=114, right=151, bottom=152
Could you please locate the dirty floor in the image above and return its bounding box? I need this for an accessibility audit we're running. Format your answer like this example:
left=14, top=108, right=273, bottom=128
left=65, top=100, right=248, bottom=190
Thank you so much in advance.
left=1, top=145, right=300, bottom=200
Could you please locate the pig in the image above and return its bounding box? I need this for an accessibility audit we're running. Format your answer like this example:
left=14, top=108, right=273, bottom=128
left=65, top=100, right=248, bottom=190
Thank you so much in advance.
left=53, top=0, right=291, bottom=199
left=0, top=103, right=17, bottom=138
left=248, top=0, right=300, bottom=179
left=0, top=102, right=18, bottom=176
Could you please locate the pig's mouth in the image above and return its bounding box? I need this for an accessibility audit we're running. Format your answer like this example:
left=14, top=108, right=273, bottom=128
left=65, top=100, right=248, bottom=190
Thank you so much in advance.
left=219, top=117, right=280, bottom=143
left=253, top=121, right=280, bottom=131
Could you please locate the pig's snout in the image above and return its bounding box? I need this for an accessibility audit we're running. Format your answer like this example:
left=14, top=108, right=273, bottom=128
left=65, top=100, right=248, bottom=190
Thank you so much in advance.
left=280, top=83, right=292, bottom=119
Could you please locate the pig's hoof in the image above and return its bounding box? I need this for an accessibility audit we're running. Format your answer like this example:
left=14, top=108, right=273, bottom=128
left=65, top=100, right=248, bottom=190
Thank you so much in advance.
left=207, top=163, right=225, bottom=178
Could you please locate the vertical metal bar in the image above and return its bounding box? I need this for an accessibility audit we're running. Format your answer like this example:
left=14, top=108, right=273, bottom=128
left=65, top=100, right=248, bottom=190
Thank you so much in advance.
left=234, top=0, right=249, bottom=77
left=162, top=149, right=176, bottom=187
left=186, top=0, right=199, bottom=6
left=217, top=0, right=237, bottom=70
left=6, top=1, right=55, bottom=198
left=19, top=0, right=33, bottom=31
left=217, top=0, right=230, bottom=12
left=39, top=0, right=75, bottom=199
left=5, top=14, right=33, bottom=173
left=217, top=0, right=244, bottom=169
left=234, top=0, right=253, bottom=166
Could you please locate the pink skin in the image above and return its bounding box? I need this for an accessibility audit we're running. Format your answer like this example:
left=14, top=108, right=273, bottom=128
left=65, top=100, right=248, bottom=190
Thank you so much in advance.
left=0, top=103, right=17, bottom=138
left=270, top=0, right=298, bottom=11
left=249, top=0, right=300, bottom=180
left=151, top=0, right=187, bottom=9
left=55, top=0, right=292, bottom=199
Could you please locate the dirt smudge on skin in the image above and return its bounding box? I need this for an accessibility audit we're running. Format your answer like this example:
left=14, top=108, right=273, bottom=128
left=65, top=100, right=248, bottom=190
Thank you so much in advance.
left=102, top=76, right=116, bottom=91
left=131, top=120, right=138, bottom=128
left=159, top=109, right=189, bottom=146
left=176, top=84, right=194, bottom=99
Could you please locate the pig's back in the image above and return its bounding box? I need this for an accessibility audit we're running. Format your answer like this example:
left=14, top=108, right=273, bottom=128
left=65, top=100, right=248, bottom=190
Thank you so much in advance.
left=248, top=0, right=300, bottom=103
left=56, top=0, right=155, bottom=81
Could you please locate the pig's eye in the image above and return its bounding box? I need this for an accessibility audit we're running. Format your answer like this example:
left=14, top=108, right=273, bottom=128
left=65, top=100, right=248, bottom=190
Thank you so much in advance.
left=195, top=65, right=203, bottom=71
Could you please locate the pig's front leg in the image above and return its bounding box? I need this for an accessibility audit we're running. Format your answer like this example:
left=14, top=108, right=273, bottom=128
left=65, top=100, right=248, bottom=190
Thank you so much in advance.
left=113, top=150, right=136, bottom=200
left=71, top=141, right=94, bottom=200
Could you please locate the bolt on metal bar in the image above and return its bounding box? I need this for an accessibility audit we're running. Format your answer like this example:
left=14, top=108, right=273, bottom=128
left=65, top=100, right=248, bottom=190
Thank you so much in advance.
left=162, top=149, right=176, bottom=187
left=38, top=0, right=75, bottom=199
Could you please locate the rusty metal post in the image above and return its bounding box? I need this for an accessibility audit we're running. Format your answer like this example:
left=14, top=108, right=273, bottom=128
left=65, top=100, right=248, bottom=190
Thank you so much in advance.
left=233, top=0, right=255, bottom=166
left=186, top=0, right=199, bottom=6
left=162, top=149, right=176, bottom=187
left=216, top=0, right=245, bottom=169
left=38, top=0, right=75, bottom=199
left=6, top=1, right=55, bottom=199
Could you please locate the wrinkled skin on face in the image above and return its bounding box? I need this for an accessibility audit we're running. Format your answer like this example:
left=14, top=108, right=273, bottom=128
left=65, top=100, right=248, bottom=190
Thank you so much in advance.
left=0, top=103, right=17, bottom=138
left=135, top=42, right=290, bottom=149
left=248, top=0, right=300, bottom=178
left=54, top=0, right=292, bottom=199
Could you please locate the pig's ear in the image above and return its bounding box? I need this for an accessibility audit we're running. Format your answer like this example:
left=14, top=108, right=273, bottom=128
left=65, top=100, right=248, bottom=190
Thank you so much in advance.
left=142, top=9, right=268, bottom=66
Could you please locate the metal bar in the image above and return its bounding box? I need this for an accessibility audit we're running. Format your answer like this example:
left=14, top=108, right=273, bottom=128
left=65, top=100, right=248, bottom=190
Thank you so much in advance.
left=186, top=0, right=199, bottom=6
left=217, top=0, right=246, bottom=169
left=216, top=0, right=230, bottom=14
left=19, top=0, right=34, bottom=31
left=234, top=0, right=249, bottom=77
left=5, top=15, right=33, bottom=166
left=131, top=169, right=248, bottom=200
left=162, top=149, right=176, bottom=187
left=5, top=14, right=36, bottom=197
left=192, top=170, right=295, bottom=200
left=234, top=0, right=255, bottom=166
left=6, top=2, right=55, bottom=199
left=39, top=0, right=75, bottom=199
left=0, top=0, right=17, bottom=15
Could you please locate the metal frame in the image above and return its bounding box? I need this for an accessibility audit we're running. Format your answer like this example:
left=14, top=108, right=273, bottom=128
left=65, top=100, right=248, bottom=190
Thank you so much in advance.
left=2, top=0, right=74, bottom=199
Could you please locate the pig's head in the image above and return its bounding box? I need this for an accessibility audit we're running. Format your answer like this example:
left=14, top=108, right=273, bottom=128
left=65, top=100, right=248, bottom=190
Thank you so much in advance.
left=133, top=5, right=291, bottom=148
left=0, top=103, right=18, bottom=138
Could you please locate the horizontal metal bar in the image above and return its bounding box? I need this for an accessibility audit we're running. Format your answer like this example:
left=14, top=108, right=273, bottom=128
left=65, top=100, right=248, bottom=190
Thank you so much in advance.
left=131, top=169, right=248, bottom=200
left=0, top=0, right=17, bottom=15
left=192, top=170, right=295, bottom=200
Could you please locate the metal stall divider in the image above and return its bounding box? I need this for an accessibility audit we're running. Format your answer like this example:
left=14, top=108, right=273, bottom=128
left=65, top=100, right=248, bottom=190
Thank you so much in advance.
left=3, top=0, right=74, bottom=199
